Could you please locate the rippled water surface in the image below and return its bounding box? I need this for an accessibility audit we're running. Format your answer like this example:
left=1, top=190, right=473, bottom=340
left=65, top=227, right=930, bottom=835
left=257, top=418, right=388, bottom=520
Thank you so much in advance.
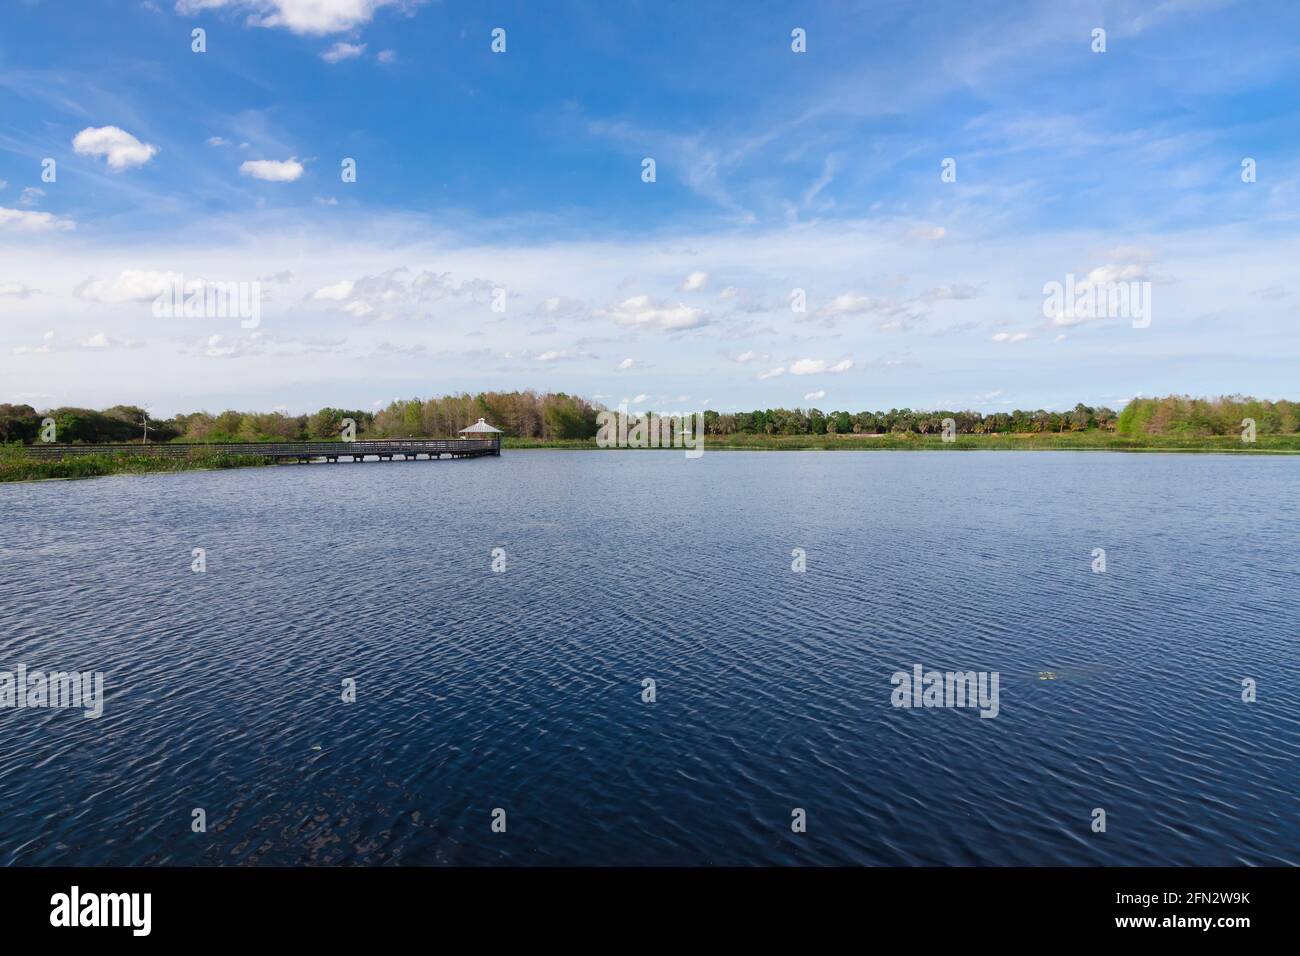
left=1, top=450, right=1297, bottom=865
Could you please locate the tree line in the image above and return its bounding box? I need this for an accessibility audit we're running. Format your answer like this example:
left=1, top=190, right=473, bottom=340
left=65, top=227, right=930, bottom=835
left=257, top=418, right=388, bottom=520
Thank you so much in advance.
left=2, top=393, right=1295, bottom=444
left=1115, top=395, right=1298, bottom=436
left=0, top=392, right=601, bottom=444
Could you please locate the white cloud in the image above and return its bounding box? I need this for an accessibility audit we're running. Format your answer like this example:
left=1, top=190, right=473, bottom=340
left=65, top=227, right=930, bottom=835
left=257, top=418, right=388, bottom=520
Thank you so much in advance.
left=311, top=279, right=356, bottom=301
left=0, top=206, right=75, bottom=232
left=11, top=332, right=55, bottom=356
left=991, top=332, right=1031, bottom=343
left=72, top=126, right=159, bottom=171
left=1046, top=260, right=1157, bottom=327
left=804, top=389, right=826, bottom=401
left=80, top=332, right=142, bottom=350
left=306, top=268, right=498, bottom=323
left=533, top=349, right=589, bottom=363
left=206, top=136, right=231, bottom=147
left=822, top=293, right=875, bottom=316
left=680, top=270, right=708, bottom=292
left=239, top=158, right=305, bottom=182
left=757, top=367, right=785, bottom=380
left=202, top=333, right=237, bottom=358
left=616, top=358, right=635, bottom=370
left=377, top=49, right=397, bottom=64
left=789, top=358, right=853, bottom=375
left=732, top=350, right=766, bottom=364
left=19, top=187, right=44, bottom=207
left=0, top=282, right=39, bottom=298
left=321, top=41, right=366, bottom=63
left=77, top=270, right=178, bottom=303
left=604, top=295, right=707, bottom=331
left=175, top=1, right=403, bottom=36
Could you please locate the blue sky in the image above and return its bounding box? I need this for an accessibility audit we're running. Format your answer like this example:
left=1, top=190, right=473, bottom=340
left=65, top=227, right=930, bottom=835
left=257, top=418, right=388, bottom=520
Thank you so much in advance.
left=2, top=0, right=1298, bottom=416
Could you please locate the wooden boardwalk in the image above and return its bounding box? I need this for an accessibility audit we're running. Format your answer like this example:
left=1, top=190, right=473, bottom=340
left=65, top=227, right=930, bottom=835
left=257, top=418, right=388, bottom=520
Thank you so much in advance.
left=21, top=438, right=501, bottom=464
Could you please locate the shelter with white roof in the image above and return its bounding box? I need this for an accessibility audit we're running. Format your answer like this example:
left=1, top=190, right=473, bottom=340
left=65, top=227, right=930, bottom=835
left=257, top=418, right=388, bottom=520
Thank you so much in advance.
left=458, top=418, right=503, bottom=454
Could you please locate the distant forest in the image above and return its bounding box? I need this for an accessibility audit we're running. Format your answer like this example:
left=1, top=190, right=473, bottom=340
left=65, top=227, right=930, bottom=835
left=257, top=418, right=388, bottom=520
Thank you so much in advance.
left=1, top=392, right=1296, bottom=444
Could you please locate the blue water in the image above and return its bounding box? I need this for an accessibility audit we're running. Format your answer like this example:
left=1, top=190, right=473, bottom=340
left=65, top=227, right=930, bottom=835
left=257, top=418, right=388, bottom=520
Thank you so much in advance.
left=1, top=450, right=1297, bottom=865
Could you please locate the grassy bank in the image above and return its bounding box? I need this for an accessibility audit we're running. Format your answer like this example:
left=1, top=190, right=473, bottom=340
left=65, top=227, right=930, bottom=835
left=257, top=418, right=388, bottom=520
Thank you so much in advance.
left=504, top=432, right=1300, bottom=453
left=4, top=431, right=1294, bottom=483
left=0, top=451, right=275, bottom=483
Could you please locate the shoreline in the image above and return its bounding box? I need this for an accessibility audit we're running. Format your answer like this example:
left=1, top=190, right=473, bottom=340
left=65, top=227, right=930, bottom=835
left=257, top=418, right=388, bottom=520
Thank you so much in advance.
left=504, top=433, right=1300, bottom=454
left=4, top=434, right=1298, bottom=484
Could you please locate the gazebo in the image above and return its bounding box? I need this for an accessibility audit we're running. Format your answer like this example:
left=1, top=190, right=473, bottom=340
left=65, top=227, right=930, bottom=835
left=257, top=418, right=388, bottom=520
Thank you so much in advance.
left=458, top=417, right=503, bottom=455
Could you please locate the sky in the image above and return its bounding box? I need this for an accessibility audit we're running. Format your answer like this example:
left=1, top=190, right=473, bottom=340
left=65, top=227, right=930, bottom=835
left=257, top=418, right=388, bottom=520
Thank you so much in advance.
left=1, top=0, right=1298, bottom=417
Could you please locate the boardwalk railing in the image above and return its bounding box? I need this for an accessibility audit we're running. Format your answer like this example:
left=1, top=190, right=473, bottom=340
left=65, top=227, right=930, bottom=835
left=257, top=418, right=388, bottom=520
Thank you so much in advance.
left=19, top=438, right=500, bottom=462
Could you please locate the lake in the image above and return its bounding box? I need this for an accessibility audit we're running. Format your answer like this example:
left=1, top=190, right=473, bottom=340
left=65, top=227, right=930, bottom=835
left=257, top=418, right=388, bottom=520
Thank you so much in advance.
left=1, top=450, right=1297, bottom=865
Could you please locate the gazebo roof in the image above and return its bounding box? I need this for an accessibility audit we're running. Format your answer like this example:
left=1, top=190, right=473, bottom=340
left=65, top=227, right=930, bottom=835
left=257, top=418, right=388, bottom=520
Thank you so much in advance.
left=459, top=417, right=503, bottom=434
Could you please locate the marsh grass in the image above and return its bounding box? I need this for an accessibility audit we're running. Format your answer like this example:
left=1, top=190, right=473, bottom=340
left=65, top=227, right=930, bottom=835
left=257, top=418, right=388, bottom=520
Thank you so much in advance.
left=0, top=448, right=275, bottom=483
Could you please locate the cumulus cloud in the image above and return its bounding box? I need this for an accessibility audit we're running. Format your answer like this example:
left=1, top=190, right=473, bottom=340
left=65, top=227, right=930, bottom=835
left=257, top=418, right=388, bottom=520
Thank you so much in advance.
left=239, top=158, right=305, bottom=182
left=308, top=268, right=498, bottom=321
left=80, top=332, right=143, bottom=350
left=11, top=331, right=56, bottom=355
left=804, top=389, right=826, bottom=401
left=72, top=126, right=158, bottom=170
left=181, top=330, right=346, bottom=359
left=680, top=270, right=708, bottom=292
left=789, top=358, right=853, bottom=375
left=0, top=207, right=74, bottom=232
left=603, top=295, right=707, bottom=331
left=816, top=292, right=913, bottom=326
left=311, top=280, right=355, bottom=301
left=174, top=1, right=404, bottom=36
left=821, top=293, right=875, bottom=316
left=321, top=41, right=366, bottom=63
left=77, top=270, right=178, bottom=303
left=1045, top=260, right=1155, bottom=327
left=531, top=349, right=592, bottom=363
